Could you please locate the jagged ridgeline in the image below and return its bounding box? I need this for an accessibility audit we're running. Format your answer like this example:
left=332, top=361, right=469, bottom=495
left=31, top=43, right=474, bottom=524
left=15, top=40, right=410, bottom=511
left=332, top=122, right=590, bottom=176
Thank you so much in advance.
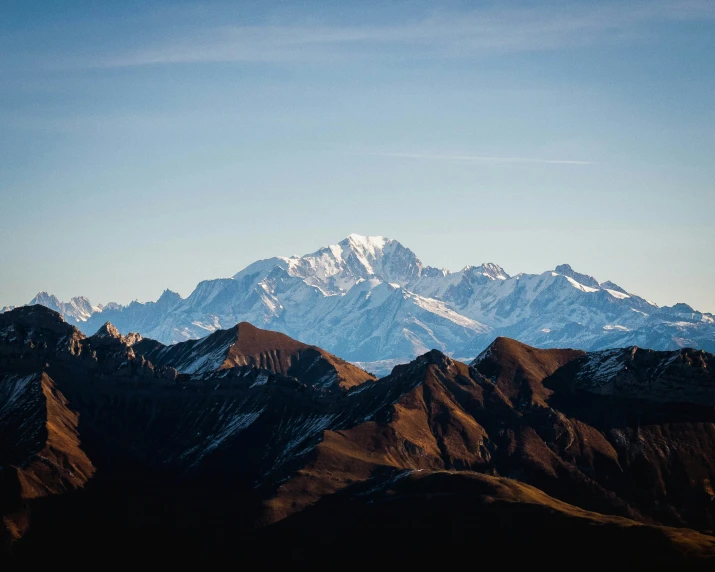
left=6, top=234, right=714, bottom=376
left=1, top=305, right=715, bottom=568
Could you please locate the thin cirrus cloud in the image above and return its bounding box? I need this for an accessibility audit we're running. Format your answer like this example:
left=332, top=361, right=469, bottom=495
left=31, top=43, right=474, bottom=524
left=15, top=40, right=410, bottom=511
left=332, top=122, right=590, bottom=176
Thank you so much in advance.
left=358, top=152, right=594, bottom=166
left=83, top=1, right=715, bottom=69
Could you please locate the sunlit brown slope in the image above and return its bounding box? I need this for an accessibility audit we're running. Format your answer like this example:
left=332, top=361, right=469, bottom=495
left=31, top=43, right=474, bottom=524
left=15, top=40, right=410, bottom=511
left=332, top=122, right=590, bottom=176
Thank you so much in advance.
left=263, top=471, right=715, bottom=569
left=264, top=339, right=715, bottom=536
left=473, top=335, right=584, bottom=406
left=133, top=321, right=375, bottom=389
left=0, top=373, right=94, bottom=544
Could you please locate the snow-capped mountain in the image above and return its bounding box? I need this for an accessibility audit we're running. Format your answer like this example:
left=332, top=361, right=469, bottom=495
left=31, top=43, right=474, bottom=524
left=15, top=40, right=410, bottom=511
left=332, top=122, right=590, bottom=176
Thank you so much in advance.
left=27, top=292, right=98, bottom=323
left=8, top=234, right=715, bottom=375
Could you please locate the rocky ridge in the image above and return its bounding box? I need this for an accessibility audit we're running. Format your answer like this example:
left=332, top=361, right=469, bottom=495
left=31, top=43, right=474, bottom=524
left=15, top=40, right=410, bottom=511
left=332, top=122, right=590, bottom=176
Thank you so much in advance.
left=1, top=306, right=715, bottom=568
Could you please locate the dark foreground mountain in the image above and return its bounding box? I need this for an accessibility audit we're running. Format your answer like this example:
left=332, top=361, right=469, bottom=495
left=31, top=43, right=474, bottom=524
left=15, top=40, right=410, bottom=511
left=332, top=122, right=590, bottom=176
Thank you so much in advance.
left=1, top=306, right=714, bottom=569
left=9, top=234, right=715, bottom=375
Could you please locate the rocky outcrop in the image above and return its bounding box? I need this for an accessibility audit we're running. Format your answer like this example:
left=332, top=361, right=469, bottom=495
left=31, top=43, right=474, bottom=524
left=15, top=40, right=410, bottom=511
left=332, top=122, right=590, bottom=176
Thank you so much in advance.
left=555, top=345, right=715, bottom=405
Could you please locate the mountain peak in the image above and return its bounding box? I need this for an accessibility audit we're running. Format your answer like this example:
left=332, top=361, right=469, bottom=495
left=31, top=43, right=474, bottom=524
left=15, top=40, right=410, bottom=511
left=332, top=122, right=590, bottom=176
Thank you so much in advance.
left=471, top=336, right=584, bottom=407
left=554, top=264, right=599, bottom=289
left=471, top=336, right=530, bottom=366
left=1, top=303, right=67, bottom=324
left=93, top=322, right=122, bottom=339
left=336, top=234, right=395, bottom=267
left=474, top=262, right=509, bottom=280
left=131, top=321, right=376, bottom=389
left=159, top=288, right=179, bottom=297
left=30, top=291, right=61, bottom=307
left=342, top=233, right=389, bottom=252
left=157, top=288, right=182, bottom=305
left=665, top=303, right=696, bottom=314
left=473, top=336, right=583, bottom=365
left=421, top=348, right=454, bottom=367
left=599, top=280, right=628, bottom=294
left=284, top=234, right=423, bottom=291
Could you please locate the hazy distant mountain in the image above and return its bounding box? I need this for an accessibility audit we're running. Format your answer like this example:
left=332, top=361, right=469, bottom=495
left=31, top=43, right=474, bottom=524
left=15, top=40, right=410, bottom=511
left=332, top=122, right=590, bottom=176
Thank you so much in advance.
left=2, top=306, right=715, bottom=567
left=27, top=292, right=98, bottom=323
left=8, top=234, right=715, bottom=375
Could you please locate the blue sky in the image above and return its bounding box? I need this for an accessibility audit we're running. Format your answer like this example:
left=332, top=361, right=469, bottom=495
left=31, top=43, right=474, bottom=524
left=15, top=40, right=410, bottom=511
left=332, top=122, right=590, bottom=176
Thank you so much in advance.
left=1, top=1, right=714, bottom=312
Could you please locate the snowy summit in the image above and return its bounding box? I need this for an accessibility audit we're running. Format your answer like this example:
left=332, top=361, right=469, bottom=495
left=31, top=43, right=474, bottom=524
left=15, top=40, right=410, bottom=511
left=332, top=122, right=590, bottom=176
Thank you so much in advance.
left=9, top=234, right=715, bottom=376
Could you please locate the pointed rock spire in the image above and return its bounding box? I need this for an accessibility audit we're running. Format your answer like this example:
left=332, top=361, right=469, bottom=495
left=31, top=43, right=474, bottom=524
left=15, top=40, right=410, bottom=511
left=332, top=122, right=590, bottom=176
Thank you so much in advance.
left=94, top=322, right=122, bottom=339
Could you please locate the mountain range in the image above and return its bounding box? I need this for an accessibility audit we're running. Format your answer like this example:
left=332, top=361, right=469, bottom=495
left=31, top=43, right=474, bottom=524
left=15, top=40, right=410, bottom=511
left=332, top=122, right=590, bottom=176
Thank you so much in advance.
left=1, top=305, right=714, bottom=568
left=5, top=234, right=714, bottom=375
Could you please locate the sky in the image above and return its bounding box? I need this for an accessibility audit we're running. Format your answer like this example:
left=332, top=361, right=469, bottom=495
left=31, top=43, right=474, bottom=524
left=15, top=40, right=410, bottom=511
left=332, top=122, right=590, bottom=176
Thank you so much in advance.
left=1, top=0, right=714, bottom=312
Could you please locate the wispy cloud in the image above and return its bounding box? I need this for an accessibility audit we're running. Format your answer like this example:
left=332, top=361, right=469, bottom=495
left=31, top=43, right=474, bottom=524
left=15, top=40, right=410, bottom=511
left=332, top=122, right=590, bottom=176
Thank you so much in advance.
left=358, top=152, right=594, bottom=166
left=80, top=1, right=715, bottom=69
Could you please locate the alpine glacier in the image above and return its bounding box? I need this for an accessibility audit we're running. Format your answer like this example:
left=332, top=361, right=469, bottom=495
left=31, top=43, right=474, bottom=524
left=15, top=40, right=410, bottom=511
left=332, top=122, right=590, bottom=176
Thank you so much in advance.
left=8, top=234, right=715, bottom=375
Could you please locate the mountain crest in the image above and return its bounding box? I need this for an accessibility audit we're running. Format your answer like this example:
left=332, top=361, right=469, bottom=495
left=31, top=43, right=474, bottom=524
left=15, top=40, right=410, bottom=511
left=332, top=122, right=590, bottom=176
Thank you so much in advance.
left=471, top=337, right=584, bottom=407
left=158, top=288, right=182, bottom=302
left=554, top=264, right=599, bottom=289
left=332, top=233, right=424, bottom=286
left=599, top=280, right=628, bottom=294
left=132, top=321, right=376, bottom=390
left=93, top=322, right=122, bottom=339
left=464, top=263, right=509, bottom=281
left=562, top=345, right=715, bottom=405
left=342, top=233, right=389, bottom=253
left=669, top=302, right=695, bottom=313
left=30, top=291, right=62, bottom=308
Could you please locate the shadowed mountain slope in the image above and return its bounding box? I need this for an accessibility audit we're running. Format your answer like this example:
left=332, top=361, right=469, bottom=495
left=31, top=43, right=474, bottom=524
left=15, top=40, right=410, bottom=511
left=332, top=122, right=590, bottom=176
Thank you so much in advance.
left=264, top=338, right=715, bottom=534
left=1, top=306, right=715, bottom=568
left=261, top=471, right=715, bottom=569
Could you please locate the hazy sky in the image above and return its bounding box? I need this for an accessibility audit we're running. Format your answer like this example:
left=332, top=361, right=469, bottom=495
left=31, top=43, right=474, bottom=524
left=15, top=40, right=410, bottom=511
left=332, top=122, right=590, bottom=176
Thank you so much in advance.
left=1, top=1, right=714, bottom=312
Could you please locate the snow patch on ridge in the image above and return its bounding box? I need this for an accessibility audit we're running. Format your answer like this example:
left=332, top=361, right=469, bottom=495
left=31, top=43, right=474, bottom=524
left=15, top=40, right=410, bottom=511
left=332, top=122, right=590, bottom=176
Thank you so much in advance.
left=271, top=413, right=340, bottom=468
left=605, top=288, right=630, bottom=300
left=576, top=348, right=628, bottom=386
left=0, top=373, right=39, bottom=415
left=564, top=276, right=599, bottom=293
left=409, top=292, right=487, bottom=331
left=181, top=406, right=266, bottom=464
left=178, top=342, right=230, bottom=374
